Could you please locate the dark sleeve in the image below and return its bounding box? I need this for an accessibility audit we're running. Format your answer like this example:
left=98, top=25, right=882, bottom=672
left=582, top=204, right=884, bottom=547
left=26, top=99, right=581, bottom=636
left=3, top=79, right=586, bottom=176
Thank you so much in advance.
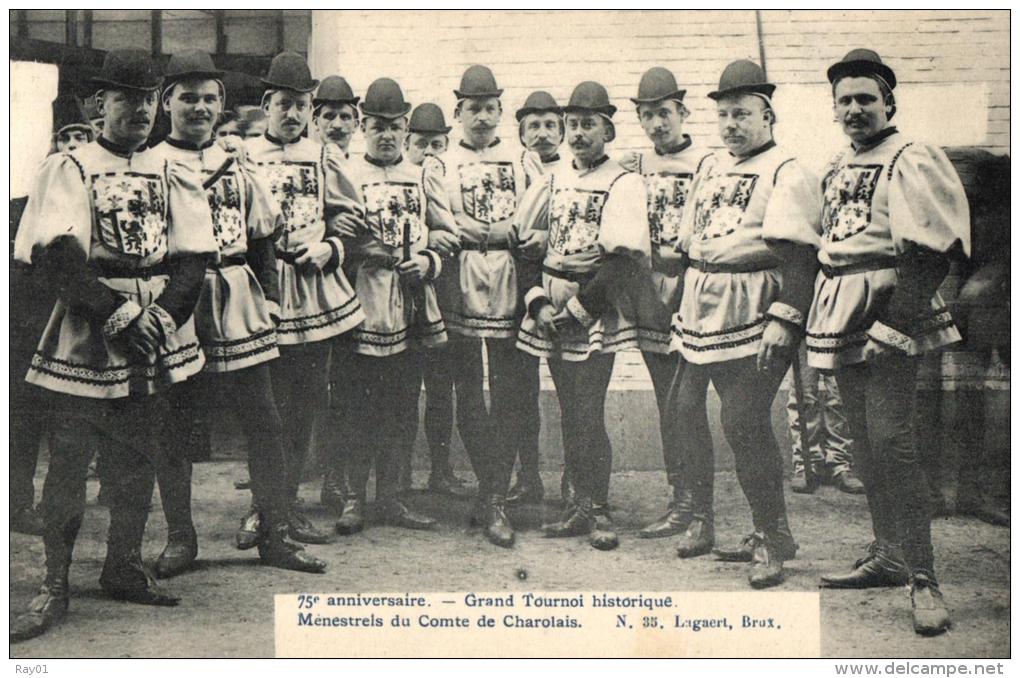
left=575, top=253, right=638, bottom=320
left=32, top=235, right=121, bottom=324
left=153, top=253, right=213, bottom=327
left=246, top=235, right=280, bottom=305
left=877, top=245, right=952, bottom=332
left=768, top=241, right=820, bottom=329
left=514, top=252, right=548, bottom=317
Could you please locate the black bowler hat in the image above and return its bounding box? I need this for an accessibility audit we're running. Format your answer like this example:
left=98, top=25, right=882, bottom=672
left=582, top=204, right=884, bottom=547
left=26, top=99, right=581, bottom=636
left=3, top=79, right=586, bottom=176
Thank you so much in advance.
left=90, top=49, right=162, bottom=91
left=515, top=91, right=561, bottom=122
left=359, top=78, right=412, bottom=119
left=314, top=76, right=359, bottom=107
left=261, top=52, right=319, bottom=93
left=630, top=67, right=686, bottom=105
left=408, top=103, right=451, bottom=134
left=827, top=48, right=897, bottom=90
left=52, top=95, right=92, bottom=135
left=454, top=65, right=503, bottom=99
left=163, top=50, right=224, bottom=89
left=707, top=60, right=775, bottom=101
left=563, top=81, right=616, bottom=117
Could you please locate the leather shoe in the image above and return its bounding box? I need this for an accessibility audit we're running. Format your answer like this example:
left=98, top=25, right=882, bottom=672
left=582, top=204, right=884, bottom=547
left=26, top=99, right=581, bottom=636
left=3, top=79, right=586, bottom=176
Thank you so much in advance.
left=543, top=500, right=593, bottom=538
left=832, top=469, right=866, bottom=495
left=11, top=506, right=44, bottom=536
left=235, top=507, right=262, bottom=550
left=428, top=472, right=471, bottom=497
left=484, top=498, right=515, bottom=548
left=100, top=561, right=180, bottom=607
left=507, top=476, right=545, bottom=505
left=639, top=497, right=691, bottom=539
left=790, top=469, right=820, bottom=494
left=334, top=498, right=365, bottom=535
left=10, top=585, right=69, bottom=642
left=154, top=528, right=198, bottom=579
left=820, top=549, right=908, bottom=589
left=590, top=509, right=619, bottom=551
left=713, top=533, right=757, bottom=562
left=911, top=573, right=951, bottom=636
left=748, top=533, right=796, bottom=589
left=676, top=518, right=714, bottom=558
left=259, top=525, right=327, bottom=574
left=380, top=500, right=436, bottom=531
left=286, top=502, right=330, bottom=544
left=320, top=470, right=346, bottom=511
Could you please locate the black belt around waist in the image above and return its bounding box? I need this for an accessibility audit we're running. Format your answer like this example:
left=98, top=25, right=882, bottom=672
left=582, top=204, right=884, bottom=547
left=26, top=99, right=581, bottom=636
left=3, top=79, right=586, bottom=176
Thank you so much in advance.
left=94, top=260, right=169, bottom=280
left=209, top=255, right=247, bottom=269
left=687, top=258, right=776, bottom=274
left=460, top=240, right=510, bottom=253
left=821, top=256, right=898, bottom=278
left=542, top=264, right=596, bottom=285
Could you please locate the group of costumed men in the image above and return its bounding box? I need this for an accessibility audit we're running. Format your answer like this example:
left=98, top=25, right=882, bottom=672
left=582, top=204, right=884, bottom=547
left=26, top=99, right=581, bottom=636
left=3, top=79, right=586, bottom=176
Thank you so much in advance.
left=11, top=45, right=972, bottom=643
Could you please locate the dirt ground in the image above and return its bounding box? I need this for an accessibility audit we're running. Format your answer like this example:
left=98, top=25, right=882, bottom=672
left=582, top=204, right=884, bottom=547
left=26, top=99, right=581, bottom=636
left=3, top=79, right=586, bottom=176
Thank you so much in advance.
left=9, top=460, right=1009, bottom=659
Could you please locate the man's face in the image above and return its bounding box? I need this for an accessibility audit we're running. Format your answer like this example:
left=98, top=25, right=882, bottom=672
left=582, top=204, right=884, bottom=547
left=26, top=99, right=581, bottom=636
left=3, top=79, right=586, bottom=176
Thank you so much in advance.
left=314, top=102, right=358, bottom=149
left=521, top=111, right=563, bottom=161
left=833, top=76, right=891, bottom=144
left=164, top=79, right=222, bottom=143
left=98, top=88, right=158, bottom=148
left=405, top=132, right=448, bottom=166
left=56, top=128, right=91, bottom=152
left=716, top=94, right=772, bottom=157
left=637, top=100, right=685, bottom=150
left=217, top=121, right=241, bottom=139
left=362, top=115, right=407, bottom=163
left=264, top=90, right=311, bottom=142
left=458, top=97, right=501, bottom=140
left=565, top=112, right=608, bottom=166
left=244, top=117, right=267, bottom=138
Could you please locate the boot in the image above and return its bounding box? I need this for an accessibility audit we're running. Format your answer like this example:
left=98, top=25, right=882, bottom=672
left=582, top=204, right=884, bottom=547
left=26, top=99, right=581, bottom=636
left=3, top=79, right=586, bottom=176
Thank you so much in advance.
left=590, top=505, right=619, bottom=551
left=154, top=527, right=198, bottom=579
left=236, top=505, right=262, bottom=550
left=286, top=499, right=330, bottom=544
left=676, top=516, right=714, bottom=558
left=484, top=496, right=515, bottom=548
left=10, top=584, right=70, bottom=642
left=319, top=468, right=346, bottom=511
left=639, top=486, right=691, bottom=539
left=379, top=498, right=436, bottom=531
left=335, top=498, right=365, bottom=535
left=543, top=495, right=594, bottom=538
left=258, top=520, right=327, bottom=573
left=820, top=541, right=909, bottom=588
left=748, top=531, right=798, bottom=589
left=507, top=473, right=545, bottom=505
left=715, top=513, right=797, bottom=562
left=103, top=505, right=180, bottom=606
left=911, top=572, right=951, bottom=636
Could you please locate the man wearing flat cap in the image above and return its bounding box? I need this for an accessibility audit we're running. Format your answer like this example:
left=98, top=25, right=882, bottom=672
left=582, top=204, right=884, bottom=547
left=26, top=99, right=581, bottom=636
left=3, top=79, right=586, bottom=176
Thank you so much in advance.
left=242, top=51, right=365, bottom=547
left=151, top=50, right=327, bottom=576
left=313, top=75, right=360, bottom=157
left=514, top=80, right=651, bottom=551
left=423, top=64, right=538, bottom=548
left=620, top=67, right=714, bottom=541
left=11, top=49, right=220, bottom=641
left=329, top=78, right=453, bottom=535
left=808, top=49, right=970, bottom=636
left=670, top=60, right=821, bottom=589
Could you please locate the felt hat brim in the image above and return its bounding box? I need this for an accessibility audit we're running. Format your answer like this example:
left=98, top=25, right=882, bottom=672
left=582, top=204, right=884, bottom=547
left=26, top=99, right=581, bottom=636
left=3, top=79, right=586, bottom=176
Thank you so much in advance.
left=826, top=60, right=897, bottom=89
left=629, top=89, right=686, bottom=105
left=359, top=102, right=413, bottom=119
left=707, top=83, right=776, bottom=101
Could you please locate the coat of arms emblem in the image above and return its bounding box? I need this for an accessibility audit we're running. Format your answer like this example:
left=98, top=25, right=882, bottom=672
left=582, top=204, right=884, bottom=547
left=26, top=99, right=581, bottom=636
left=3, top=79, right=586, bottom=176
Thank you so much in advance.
left=92, top=171, right=168, bottom=258
left=645, top=172, right=693, bottom=246
left=261, top=161, right=321, bottom=235
left=458, top=161, right=517, bottom=224
left=205, top=171, right=244, bottom=250
left=821, top=163, right=882, bottom=243
left=548, top=187, right=607, bottom=255
left=362, top=181, right=423, bottom=248
left=692, top=172, right=758, bottom=241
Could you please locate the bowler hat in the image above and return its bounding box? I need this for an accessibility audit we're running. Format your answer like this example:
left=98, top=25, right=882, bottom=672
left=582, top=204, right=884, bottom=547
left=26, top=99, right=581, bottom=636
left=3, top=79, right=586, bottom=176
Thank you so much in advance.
left=454, top=65, right=503, bottom=99
left=408, top=103, right=451, bottom=134
left=90, top=49, right=162, bottom=91
left=359, top=78, right=412, bottom=120
left=261, top=52, right=319, bottom=93
left=515, top=91, right=561, bottom=122
left=314, top=76, right=359, bottom=107
left=827, top=49, right=897, bottom=90
left=51, top=95, right=91, bottom=135
left=563, top=81, right=616, bottom=117
left=163, top=50, right=224, bottom=88
left=630, top=67, right=686, bottom=105
left=707, top=60, right=775, bottom=101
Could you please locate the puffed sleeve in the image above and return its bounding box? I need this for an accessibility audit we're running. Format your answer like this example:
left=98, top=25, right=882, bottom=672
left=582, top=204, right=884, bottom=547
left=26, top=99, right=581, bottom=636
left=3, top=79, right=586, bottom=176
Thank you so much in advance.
left=512, top=176, right=552, bottom=316
left=239, top=160, right=282, bottom=311
left=867, top=144, right=970, bottom=348
left=14, top=153, right=92, bottom=264
left=422, top=155, right=459, bottom=236
left=762, top=158, right=822, bottom=329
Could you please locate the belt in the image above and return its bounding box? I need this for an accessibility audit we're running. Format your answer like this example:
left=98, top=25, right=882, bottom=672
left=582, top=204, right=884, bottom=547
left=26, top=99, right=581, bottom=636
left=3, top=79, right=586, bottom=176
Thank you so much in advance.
left=94, top=260, right=169, bottom=280
left=542, top=264, right=596, bottom=285
left=208, top=255, right=247, bottom=269
left=821, top=256, right=898, bottom=278
left=687, top=258, right=776, bottom=274
left=460, top=240, right=510, bottom=253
